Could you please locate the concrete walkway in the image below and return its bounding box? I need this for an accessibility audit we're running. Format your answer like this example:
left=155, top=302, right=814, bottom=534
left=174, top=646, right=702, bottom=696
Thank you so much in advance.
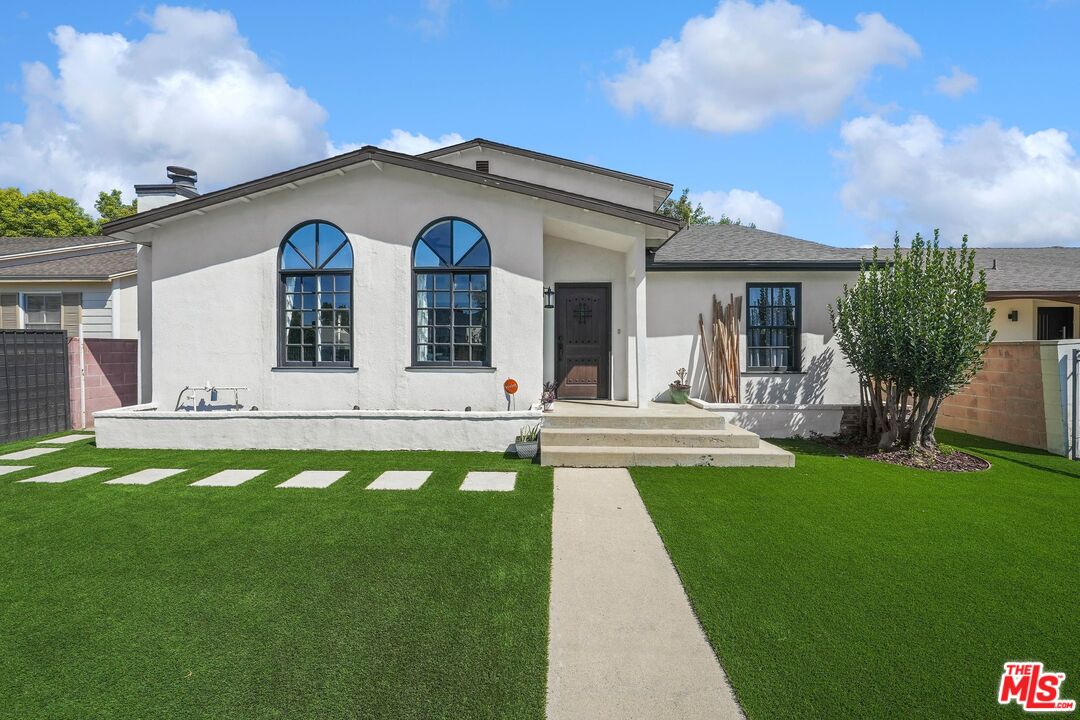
left=547, top=468, right=744, bottom=720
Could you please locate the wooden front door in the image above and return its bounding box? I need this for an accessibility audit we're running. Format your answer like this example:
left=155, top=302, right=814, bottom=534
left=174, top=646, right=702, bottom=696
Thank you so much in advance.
left=555, top=283, right=611, bottom=399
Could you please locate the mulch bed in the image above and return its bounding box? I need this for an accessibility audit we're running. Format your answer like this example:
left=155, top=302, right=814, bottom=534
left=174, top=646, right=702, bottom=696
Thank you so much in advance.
left=815, top=435, right=991, bottom=472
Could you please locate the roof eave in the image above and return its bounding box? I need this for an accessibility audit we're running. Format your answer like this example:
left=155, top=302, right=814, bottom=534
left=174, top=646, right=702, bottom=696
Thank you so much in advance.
left=647, top=260, right=869, bottom=271
left=102, top=147, right=680, bottom=236
left=418, top=138, right=674, bottom=193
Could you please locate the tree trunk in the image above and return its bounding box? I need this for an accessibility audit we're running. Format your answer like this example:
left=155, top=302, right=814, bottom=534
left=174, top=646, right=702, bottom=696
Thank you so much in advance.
left=920, top=397, right=942, bottom=449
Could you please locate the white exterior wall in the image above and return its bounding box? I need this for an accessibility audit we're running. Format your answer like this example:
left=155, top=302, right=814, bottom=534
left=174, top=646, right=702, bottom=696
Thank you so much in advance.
left=431, top=147, right=660, bottom=211
left=645, top=270, right=861, bottom=405
left=110, top=274, right=138, bottom=339
left=988, top=298, right=1080, bottom=342
left=140, top=163, right=653, bottom=413
left=1040, top=340, right=1080, bottom=457
left=542, top=236, right=631, bottom=400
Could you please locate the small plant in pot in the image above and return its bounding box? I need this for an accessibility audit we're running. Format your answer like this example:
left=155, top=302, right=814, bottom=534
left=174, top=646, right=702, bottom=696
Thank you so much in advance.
left=515, top=423, right=541, bottom=459
left=669, top=368, right=691, bottom=404
left=540, top=382, right=557, bottom=412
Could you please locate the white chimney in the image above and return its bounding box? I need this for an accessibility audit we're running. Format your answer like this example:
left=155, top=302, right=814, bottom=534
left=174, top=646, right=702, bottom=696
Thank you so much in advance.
left=135, top=166, right=199, bottom=212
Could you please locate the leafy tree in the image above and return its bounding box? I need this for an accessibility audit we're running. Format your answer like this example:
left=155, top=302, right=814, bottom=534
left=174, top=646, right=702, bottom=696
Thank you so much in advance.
left=658, top=187, right=755, bottom=227
left=829, top=231, right=996, bottom=451
left=718, top=214, right=756, bottom=229
left=94, top=189, right=137, bottom=226
left=0, top=187, right=97, bottom=237
left=658, top=187, right=713, bottom=226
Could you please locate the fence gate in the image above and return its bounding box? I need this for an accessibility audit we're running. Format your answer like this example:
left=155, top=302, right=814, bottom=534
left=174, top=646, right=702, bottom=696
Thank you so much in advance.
left=0, top=330, right=71, bottom=444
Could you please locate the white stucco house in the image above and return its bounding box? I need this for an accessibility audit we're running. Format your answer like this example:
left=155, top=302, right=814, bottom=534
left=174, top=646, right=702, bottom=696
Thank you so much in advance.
left=88, top=140, right=878, bottom=457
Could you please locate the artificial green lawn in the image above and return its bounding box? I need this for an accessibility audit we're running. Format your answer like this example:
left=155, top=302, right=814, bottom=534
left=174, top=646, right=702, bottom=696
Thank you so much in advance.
left=0, top=436, right=552, bottom=720
left=633, top=431, right=1079, bottom=720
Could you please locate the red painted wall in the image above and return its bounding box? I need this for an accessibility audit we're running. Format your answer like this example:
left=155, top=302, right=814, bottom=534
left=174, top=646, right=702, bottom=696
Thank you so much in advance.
left=68, top=338, right=138, bottom=429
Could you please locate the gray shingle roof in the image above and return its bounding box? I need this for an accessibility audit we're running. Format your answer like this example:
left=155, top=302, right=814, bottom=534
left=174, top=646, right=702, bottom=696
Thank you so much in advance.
left=0, top=236, right=116, bottom=257
left=650, top=224, right=865, bottom=266
left=0, top=246, right=136, bottom=280
left=872, top=247, right=1080, bottom=293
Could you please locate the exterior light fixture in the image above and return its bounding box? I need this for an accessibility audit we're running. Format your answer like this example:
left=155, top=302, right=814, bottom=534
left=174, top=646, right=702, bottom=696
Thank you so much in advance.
left=544, top=286, right=555, bottom=309
left=1008, top=310, right=1019, bottom=322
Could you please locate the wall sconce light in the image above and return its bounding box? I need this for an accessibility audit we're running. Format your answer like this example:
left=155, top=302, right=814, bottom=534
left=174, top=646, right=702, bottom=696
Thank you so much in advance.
left=1008, top=310, right=1019, bottom=322
left=544, top=286, right=555, bottom=309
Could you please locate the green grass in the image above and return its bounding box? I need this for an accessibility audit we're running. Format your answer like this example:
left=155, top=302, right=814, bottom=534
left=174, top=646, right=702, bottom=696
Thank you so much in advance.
left=0, top=435, right=552, bottom=720
left=633, top=431, right=1079, bottom=720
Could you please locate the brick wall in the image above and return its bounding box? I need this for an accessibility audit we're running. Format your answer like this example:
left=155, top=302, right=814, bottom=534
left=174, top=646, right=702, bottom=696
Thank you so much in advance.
left=939, top=342, right=1047, bottom=450
left=68, top=338, right=138, bottom=429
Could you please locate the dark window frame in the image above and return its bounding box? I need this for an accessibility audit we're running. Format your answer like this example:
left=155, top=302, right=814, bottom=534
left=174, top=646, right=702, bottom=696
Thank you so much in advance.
left=411, top=217, right=492, bottom=368
left=277, top=220, right=354, bottom=368
left=745, top=282, right=802, bottom=373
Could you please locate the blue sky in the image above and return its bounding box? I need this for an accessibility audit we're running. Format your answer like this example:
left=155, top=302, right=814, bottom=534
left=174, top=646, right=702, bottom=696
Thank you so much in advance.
left=1, top=1, right=1079, bottom=247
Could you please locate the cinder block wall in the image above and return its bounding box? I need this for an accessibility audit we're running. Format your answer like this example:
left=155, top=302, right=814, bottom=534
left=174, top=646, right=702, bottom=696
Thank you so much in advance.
left=939, top=342, right=1047, bottom=450
left=68, top=338, right=138, bottom=429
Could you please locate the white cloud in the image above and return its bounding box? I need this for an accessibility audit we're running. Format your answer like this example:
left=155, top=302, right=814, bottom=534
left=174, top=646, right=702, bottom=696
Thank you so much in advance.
left=935, top=66, right=977, bottom=98
left=691, top=188, right=784, bottom=231
left=416, top=0, right=452, bottom=38
left=0, top=6, right=465, bottom=211
left=839, top=114, right=1080, bottom=247
left=607, top=0, right=918, bottom=133
left=0, top=6, right=330, bottom=209
left=375, top=129, right=465, bottom=155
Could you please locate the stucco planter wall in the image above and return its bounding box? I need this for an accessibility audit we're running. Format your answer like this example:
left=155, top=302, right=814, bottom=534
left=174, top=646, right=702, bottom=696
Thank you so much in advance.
left=95, top=405, right=542, bottom=452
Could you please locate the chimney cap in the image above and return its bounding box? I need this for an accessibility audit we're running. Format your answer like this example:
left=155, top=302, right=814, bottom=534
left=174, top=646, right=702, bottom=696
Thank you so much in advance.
left=167, top=166, right=198, bottom=184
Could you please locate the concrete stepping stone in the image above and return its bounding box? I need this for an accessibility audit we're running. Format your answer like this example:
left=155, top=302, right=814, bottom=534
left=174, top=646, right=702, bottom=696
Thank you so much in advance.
left=461, top=471, right=516, bottom=492
left=38, top=434, right=94, bottom=445
left=277, top=470, right=347, bottom=489
left=189, top=469, right=266, bottom=487
left=366, top=471, right=431, bottom=490
left=18, top=467, right=109, bottom=484
left=0, top=446, right=64, bottom=464
left=105, top=468, right=187, bottom=486
left=0, top=465, right=31, bottom=477
left=0, top=447, right=64, bottom=461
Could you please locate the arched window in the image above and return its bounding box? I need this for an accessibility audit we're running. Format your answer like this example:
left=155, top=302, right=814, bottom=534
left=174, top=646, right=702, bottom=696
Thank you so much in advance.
left=279, top=220, right=353, bottom=366
left=412, top=218, right=490, bottom=366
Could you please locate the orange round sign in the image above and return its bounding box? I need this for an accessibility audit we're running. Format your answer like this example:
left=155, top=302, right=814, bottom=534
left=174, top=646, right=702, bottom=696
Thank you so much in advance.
left=503, top=378, right=519, bottom=395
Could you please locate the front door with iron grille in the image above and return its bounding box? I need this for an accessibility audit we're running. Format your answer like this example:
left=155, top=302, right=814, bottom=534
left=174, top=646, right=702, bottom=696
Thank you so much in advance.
left=555, top=284, right=611, bottom=400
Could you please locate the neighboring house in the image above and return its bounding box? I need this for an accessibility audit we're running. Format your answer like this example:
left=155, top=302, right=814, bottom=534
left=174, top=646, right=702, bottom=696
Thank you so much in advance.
left=91, top=139, right=1077, bottom=458
left=0, top=237, right=138, bottom=338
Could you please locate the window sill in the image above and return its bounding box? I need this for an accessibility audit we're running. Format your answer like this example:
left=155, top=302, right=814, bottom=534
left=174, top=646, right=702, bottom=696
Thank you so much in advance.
left=742, top=370, right=805, bottom=376
left=271, top=366, right=358, bottom=373
left=405, top=365, right=497, bottom=373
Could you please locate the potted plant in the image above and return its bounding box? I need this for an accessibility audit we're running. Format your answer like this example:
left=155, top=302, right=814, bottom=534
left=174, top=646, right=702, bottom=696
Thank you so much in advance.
left=540, top=382, right=557, bottom=412
left=515, top=423, right=541, bottom=459
left=669, top=368, right=691, bottom=404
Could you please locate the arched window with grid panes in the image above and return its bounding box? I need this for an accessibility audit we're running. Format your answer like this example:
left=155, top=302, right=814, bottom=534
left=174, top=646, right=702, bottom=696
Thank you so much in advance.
left=278, top=221, right=353, bottom=367
left=412, top=218, right=491, bottom=366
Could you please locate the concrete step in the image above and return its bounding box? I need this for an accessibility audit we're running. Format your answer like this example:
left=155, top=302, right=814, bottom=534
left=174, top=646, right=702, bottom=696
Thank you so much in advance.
left=543, top=411, right=726, bottom=431
left=540, top=441, right=795, bottom=468
left=541, top=426, right=760, bottom=449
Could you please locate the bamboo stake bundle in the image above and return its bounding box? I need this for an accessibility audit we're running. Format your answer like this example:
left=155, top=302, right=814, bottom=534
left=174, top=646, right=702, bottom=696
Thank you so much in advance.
left=698, top=294, right=742, bottom=403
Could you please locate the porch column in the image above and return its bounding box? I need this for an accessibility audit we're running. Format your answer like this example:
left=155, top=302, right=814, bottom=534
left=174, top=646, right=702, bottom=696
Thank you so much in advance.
left=626, top=235, right=647, bottom=407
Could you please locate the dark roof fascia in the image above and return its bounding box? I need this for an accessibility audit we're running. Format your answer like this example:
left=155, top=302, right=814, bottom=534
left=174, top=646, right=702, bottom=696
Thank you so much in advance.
left=0, top=275, right=121, bottom=281
left=103, top=147, right=681, bottom=236
left=985, top=290, right=1080, bottom=299
left=646, top=260, right=872, bottom=271
left=418, top=138, right=674, bottom=193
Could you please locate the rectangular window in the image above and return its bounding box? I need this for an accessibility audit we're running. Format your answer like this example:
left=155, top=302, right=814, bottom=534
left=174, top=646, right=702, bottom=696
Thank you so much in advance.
left=24, top=294, right=61, bottom=330
left=282, top=273, right=351, bottom=365
left=415, top=271, right=488, bottom=365
left=746, top=284, right=800, bottom=372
